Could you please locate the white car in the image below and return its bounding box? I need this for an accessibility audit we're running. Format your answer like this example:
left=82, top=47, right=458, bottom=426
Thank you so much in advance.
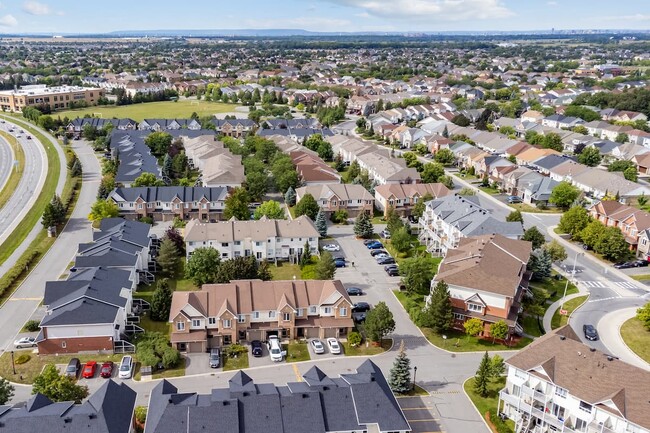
left=118, top=355, right=134, bottom=379
left=268, top=336, right=285, bottom=362
left=326, top=338, right=341, bottom=355
left=310, top=339, right=325, bottom=354
left=322, top=244, right=340, bottom=252
left=14, top=337, right=36, bottom=348
left=374, top=253, right=390, bottom=260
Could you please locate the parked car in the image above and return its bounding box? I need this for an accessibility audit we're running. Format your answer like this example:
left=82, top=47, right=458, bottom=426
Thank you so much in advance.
left=370, top=249, right=388, bottom=257
left=507, top=196, right=522, bottom=204
left=353, top=313, right=366, bottom=323
left=326, top=338, right=341, bottom=355
left=251, top=340, right=263, bottom=357
left=65, top=358, right=81, bottom=378
left=384, top=264, right=398, bottom=271
left=26, top=135, right=31, bottom=140
left=310, top=339, right=325, bottom=354
left=118, top=355, right=134, bottom=379
left=583, top=324, right=599, bottom=341
left=322, top=244, right=340, bottom=252
left=614, top=261, right=636, bottom=269
left=632, top=260, right=649, bottom=267
left=363, top=239, right=377, bottom=245
left=14, top=336, right=36, bottom=348
left=100, top=361, right=114, bottom=378
left=353, top=302, right=371, bottom=312
left=380, top=230, right=391, bottom=239
left=366, top=242, right=384, bottom=250
left=209, top=348, right=221, bottom=368
left=334, top=257, right=347, bottom=268
left=346, top=287, right=363, bottom=296
left=386, top=267, right=400, bottom=276
left=82, top=361, right=97, bottom=379
left=373, top=253, right=390, bottom=260
left=377, top=257, right=396, bottom=265
left=268, top=336, right=284, bottom=362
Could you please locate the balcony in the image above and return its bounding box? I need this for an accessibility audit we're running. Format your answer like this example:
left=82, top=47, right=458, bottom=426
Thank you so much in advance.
left=587, top=420, right=617, bottom=433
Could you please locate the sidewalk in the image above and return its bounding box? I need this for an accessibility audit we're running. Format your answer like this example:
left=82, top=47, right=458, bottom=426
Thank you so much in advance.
left=542, top=292, right=587, bottom=334
left=597, top=307, right=650, bottom=371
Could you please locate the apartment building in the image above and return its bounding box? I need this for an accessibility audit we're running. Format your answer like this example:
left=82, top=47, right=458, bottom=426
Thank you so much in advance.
left=499, top=326, right=650, bottom=433
left=374, top=182, right=451, bottom=217
left=0, top=84, right=103, bottom=112
left=588, top=200, right=650, bottom=253
left=183, top=216, right=320, bottom=261
left=296, top=184, right=375, bottom=218
left=168, top=279, right=354, bottom=351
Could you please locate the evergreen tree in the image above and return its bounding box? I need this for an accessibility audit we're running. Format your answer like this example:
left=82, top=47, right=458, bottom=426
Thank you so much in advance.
left=299, top=241, right=312, bottom=268
left=442, top=125, right=449, bottom=138
left=162, top=153, right=173, bottom=179
left=150, top=278, right=173, bottom=321
left=474, top=352, right=491, bottom=397
left=97, top=175, right=115, bottom=200
left=0, top=378, right=14, bottom=405
left=354, top=212, right=374, bottom=238
left=42, top=195, right=66, bottom=228
left=315, top=208, right=328, bottom=237
left=537, top=249, right=553, bottom=280
left=157, top=238, right=180, bottom=276
left=284, top=186, right=297, bottom=206
left=389, top=341, right=412, bottom=394
left=422, top=280, right=453, bottom=333
left=315, top=251, right=336, bottom=280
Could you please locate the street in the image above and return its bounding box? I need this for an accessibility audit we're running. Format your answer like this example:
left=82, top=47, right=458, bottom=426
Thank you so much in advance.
left=0, top=138, right=12, bottom=193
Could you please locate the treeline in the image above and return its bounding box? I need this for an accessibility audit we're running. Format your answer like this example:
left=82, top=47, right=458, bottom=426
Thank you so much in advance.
left=573, top=88, right=650, bottom=117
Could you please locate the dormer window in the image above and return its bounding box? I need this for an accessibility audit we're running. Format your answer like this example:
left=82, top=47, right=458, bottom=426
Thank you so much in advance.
left=467, top=303, right=483, bottom=312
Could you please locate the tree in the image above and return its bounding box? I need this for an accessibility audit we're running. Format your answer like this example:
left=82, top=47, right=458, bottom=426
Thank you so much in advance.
left=543, top=239, right=567, bottom=262
left=442, top=125, right=449, bottom=138
left=42, top=195, right=66, bottom=228
left=224, top=187, right=250, bottom=221
left=542, top=133, right=564, bottom=152
left=420, top=162, right=446, bottom=183
left=216, top=256, right=265, bottom=283
left=314, top=208, right=328, bottom=237
left=549, top=181, right=580, bottom=210
left=364, top=301, right=395, bottom=344
left=70, top=159, right=82, bottom=177
left=0, top=378, right=13, bottom=404
left=558, top=206, right=591, bottom=239
left=165, top=227, right=185, bottom=255
left=391, top=226, right=411, bottom=253
left=400, top=257, right=437, bottom=295
left=150, top=278, right=172, bottom=321
left=581, top=220, right=607, bottom=249
left=348, top=331, right=362, bottom=346
left=595, top=226, right=629, bottom=261
left=639, top=193, right=648, bottom=208
left=284, top=186, right=297, bottom=206
left=608, top=160, right=636, bottom=173
left=529, top=249, right=552, bottom=281
left=299, top=241, right=312, bottom=268
left=354, top=212, right=374, bottom=238
left=295, top=193, right=320, bottom=220
left=157, top=238, right=180, bottom=276
left=389, top=341, right=412, bottom=394
left=489, top=320, right=509, bottom=343
left=422, top=280, right=453, bottom=333
left=132, top=172, right=164, bottom=187
left=434, top=148, right=455, bottom=165
left=623, top=167, right=638, bottom=182
left=506, top=210, right=523, bottom=223
left=88, top=199, right=119, bottom=223
left=385, top=205, right=403, bottom=234
left=162, top=154, right=172, bottom=179
left=412, top=193, right=432, bottom=219
left=254, top=200, right=285, bottom=220
left=97, top=175, right=116, bottom=200
left=578, top=147, right=602, bottom=167
left=32, top=364, right=89, bottom=403
left=315, top=251, right=336, bottom=280
left=245, top=171, right=269, bottom=202
left=474, top=352, right=491, bottom=397
left=184, top=247, right=219, bottom=285
left=463, top=317, right=483, bottom=340
left=637, top=303, right=650, bottom=330
left=144, top=131, right=173, bottom=156
left=522, top=226, right=545, bottom=250
left=490, top=354, right=505, bottom=380
left=615, top=132, right=629, bottom=144
left=348, top=160, right=360, bottom=180
left=452, top=114, right=470, bottom=127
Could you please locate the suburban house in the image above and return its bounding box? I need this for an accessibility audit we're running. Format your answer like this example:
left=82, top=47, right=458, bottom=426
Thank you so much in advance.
left=168, top=279, right=354, bottom=351
left=356, top=150, right=422, bottom=185
left=296, top=184, right=375, bottom=218
left=138, top=118, right=201, bottom=131
left=66, top=117, right=137, bottom=135
left=0, top=381, right=136, bottom=433
left=430, top=234, right=532, bottom=337
left=211, top=118, right=257, bottom=137
left=374, top=183, right=451, bottom=217
left=633, top=152, right=650, bottom=174
left=499, top=326, right=650, bottom=433
left=419, top=194, right=524, bottom=256
left=290, top=151, right=342, bottom=185
left=145, top=361, right=411, bottom=433
left=588, top=200, right=650, bottom=253
left=184, top=216, right=319, bottom=261
left=520, top=177, right=559, bottom=205
left=108, top=186, right=229, bottom=222
left=111, top=131, right=161, bottom=187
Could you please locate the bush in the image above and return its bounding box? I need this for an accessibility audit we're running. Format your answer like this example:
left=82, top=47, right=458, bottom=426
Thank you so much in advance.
left=134, top=406, right=147, bottom=424
left=348, top=331, right=362, bottom=346
left=224, top=344, right=248, bottom=358
left=331, top=210, right=348, bottom=224
left=136, top=332, right=181, bottom=369
left=24, top=320, right=40, bottom=332
left=139, top=217, right=154, bottom=225
left=14, top=354, right=30, bottom=365
left=0, top=250, right=39, bottom=298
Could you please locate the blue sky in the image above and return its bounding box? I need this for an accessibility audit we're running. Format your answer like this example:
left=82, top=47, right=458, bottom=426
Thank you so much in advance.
left=1, top=0, right=649, bottom=33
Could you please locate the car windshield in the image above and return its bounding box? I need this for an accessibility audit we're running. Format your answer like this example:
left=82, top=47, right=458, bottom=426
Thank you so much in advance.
left=120, top=363, right=130, bottom=371
left=271, top=348, right=281, bottom=354
left=66, top=366, right=76, bottom=372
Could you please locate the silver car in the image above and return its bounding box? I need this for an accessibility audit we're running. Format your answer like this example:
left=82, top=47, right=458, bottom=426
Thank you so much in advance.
left=310, top=339, right=325, bottom=354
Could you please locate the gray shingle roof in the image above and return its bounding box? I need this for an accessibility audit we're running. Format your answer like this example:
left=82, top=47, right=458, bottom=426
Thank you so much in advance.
left=40, top=298, right=119, bottom=326
left=109, top=186, right=228, bottom=204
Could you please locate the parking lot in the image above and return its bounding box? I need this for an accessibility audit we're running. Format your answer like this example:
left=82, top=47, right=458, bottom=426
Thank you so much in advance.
left=398, top=396, right=443, bottom=433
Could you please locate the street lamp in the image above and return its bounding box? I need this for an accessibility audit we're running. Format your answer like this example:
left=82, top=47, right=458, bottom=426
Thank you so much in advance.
left=561, top=252, right=583, bottom=311
left=10, top=351, right=15, bottom=375
left=412, top=366, right=418, bottom=391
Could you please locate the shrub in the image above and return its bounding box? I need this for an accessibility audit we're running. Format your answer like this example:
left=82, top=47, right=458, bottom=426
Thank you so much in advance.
left=24, top=320, right=40, bottom=332
left=0, top=250, right=39, bottom=298
left=224, top=344, right=247, bottom=358
left=348, top=331, right=362, bottom=347
left=331, top=210, right=348, bottom=224
left=14, top=354, right=30, bottom=365
left=134, top=406, right=147, bottom=424
left=139, top=217, right=154, bottom=225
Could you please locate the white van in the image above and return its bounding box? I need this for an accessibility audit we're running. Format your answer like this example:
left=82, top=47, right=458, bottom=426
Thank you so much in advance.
left=118, top=355, right=133, bottom=379
left=267, top=336, right=285, bottom=362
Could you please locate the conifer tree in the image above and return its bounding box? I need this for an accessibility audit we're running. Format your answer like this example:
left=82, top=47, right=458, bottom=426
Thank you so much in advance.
left=354, top=212, right=374, bottom=239
left=474, top=352, right=491, bottom=397
left=389, top=341, right=412, bottom=394
left=315, top=208, right=328, bottom=237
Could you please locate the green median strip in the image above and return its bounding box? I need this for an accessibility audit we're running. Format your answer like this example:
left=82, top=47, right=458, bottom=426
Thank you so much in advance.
left=0, top=131, right=25, bottom=211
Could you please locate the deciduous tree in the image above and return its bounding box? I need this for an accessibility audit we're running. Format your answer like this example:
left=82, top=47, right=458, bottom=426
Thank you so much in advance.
left=224, top=187, right=251, bottom=221
left=88, top=199, right=119, bottom=223
left=549, top=181, right=580, bottom=210
left=295, top=193, right=320, bottom=220
left=33, top=364, right=89, bottom=403
left=489, top=320, right=509, bottom=344
left=522, top=226, right=545, bottom=250
left=364, top=301, right=395, bottom=344
left=463, top=317, right=483, bottom=340
left=254, top=200, right=285, bottom=220
left=185, top=247, right=220, bottom=285
left=558, top=206, right=591, bottom=239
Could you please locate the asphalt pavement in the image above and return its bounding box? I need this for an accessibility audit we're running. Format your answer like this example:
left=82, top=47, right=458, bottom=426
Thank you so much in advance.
left=0, top=137, right=13, bottom=193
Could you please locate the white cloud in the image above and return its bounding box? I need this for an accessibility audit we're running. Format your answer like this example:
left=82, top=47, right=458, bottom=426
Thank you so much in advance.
left=0, top=14, right=17, bottom=27
left=245, top=16, right=352, bottom=30
left=323, top=0, right=514, bottom=22
left=22, top=1, right=52, bottom=15
left=547, top=1, right=558, bottom=5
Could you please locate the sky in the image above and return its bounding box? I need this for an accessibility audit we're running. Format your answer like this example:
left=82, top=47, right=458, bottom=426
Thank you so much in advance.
left=0, top=0, right=649, bottom=34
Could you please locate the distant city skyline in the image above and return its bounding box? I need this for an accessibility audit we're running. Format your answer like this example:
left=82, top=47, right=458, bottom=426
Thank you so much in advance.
left=0, top=0, right=649, bottom=34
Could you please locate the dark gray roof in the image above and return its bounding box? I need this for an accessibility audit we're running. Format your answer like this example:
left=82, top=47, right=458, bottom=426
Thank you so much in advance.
left=74, top=245, right=138, bottom=269
left=531, top=154, right=570, bottom=170
left=0, top=380, right=136, bottom=433
left=40, top=298, right=119, bottom=326
left=145, top=360, right=410, bottom=433
left=111, top=131, right=161, bottom=184
left=109, top=186, right=228, bottom=204
left=263, top=118, right=321, bottom=130
left=44, top=274, right=128, bottom=310
left=96, top=218, right=151, bottom=248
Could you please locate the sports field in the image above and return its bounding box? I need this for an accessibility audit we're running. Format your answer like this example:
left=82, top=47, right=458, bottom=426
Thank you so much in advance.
left=55, top=100, right=241, bottom=122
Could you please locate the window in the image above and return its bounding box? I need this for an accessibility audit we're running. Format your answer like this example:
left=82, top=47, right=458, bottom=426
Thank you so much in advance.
left=176, top=322, right=185, bottom=331
left=339, top=307, right=347, bottom=316
left=468, top=303, right=483, bottom=312
left=222, top=242, right=229, bottom=247
left=453, top=313, right=465, bottom=320
left=191, top=319, right=201, bottom=327
left=297, top=308, right=304, bottom=317
left=61, top=341, right=67, bottom=348
left=255, top=241, right=262, bottom=247
left=555, top=386, right=567, bottom=398
left=222, top=253, right=228, bottom=258
left=238, top=315, right=245, bottom=323
left=256, top=252, right=263, bottom=259
left=578, top=401, right=592, bottom=414
left=252, top=311, right=260, bottom=319
left=235, top=241, right=241, bottom=246
left=208, top=317, right=216, bottom=325
left=269, top=311, right=276, bottom=319
left=283, top=313, right=290, bottom=321
left=137, top=204, right=143, bottom=209
left=309, top=306, right=317, bottom=314
left=223, top=319, right=232, bottom=328
left=514, top=369, right=528, bottom=380
left=323, top=307, right=332, bottom=314
left=643, top=238, right=648, bottom=246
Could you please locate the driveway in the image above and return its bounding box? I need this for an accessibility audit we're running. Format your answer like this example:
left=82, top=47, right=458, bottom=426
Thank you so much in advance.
left=185, top=353, right=214, bottom=375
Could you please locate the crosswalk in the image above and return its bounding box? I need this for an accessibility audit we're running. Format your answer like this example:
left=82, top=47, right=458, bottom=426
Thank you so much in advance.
left=580, top=280, right=639, bottom=289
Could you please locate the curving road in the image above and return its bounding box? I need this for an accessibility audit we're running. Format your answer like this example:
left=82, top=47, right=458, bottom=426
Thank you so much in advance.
left=0, top=136, right=13, bottom=193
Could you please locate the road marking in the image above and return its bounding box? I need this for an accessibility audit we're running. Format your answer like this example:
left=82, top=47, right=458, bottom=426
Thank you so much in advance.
left=8, top=297, right=41, bottom=301
left=408, top=418, right=439, bottom=422
left=292, top=364, right=302, bottom=382
left=429, top=390, right=461, bottom=395
left=588, top=296, right=622, bottom=303
left=403, top=407, right=435, bottom=411
left=614, top=281, right=639, bottom=289
left=581, top=281, right=607, bottom=288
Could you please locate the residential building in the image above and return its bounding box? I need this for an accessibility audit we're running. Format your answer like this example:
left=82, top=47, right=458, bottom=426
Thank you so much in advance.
left=66, top=117, right=137, bottom=135
left=296, top=184, right=374, bottom=218
left=0, top=380, right=136, bottom=433
left=169, top=279, right=354, bottom=350
left=108, top=186, right=228, bottom=222
left=418, top=194, right=524, bottom=256
left=111, top=131, right=161, bottom=186
left=374, top=183, right=451, bottom=216
left=357, top=150, right=421, bottom=185
left=0, top=84, right=104, bottom=112
left=184, top=216, right=319, bottom=261
left=145, top=361, right=411, bottom=433
left=212, top=118, right=257, bottom=137
left=431, top=234, right=531, bottom=336
left=588, top=200, right=650, bottom=253
left=291, top=151, right=342, bottom=185
left=138, top=118, right=202, bottom=131
left=520, top=177, right=559, bottom=205
left=499, top=326, right=650, bottom=433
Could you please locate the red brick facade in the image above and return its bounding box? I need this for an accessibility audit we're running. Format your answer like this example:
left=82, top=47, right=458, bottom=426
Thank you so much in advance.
left=37, top=336, right=114, bottom=355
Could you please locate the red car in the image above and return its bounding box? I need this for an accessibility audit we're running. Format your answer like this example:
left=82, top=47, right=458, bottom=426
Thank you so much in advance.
left=100, top=361, right=114, bottom=378
left=82, top=361, right=97, bottom=379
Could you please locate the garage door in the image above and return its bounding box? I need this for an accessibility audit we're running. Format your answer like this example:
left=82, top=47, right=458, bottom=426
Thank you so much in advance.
left=323, top=328, right=337, bottom=338
left=188, top=342, right=204, bottom=353
left=304, top=328, right=319, bottom=338
left=247, top=330, right=263, bottom=341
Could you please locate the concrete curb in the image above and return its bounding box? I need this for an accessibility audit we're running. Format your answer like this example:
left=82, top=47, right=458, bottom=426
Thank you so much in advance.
left=542, top=293, right=587, bottom=334
left=599, top=307, right=650, bottom=371
left=461, top=376, right=495, bottom=433
left=0, top=132, right=16, bottom=194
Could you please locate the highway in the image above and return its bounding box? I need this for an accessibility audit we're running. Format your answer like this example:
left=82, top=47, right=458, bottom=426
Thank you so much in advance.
left=0, top=137, right=13, bottom=193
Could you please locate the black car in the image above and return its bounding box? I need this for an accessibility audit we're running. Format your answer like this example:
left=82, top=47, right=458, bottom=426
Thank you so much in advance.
left=370, top=249, right=388, bottom=257
left=352, top=302, right=371, bottom=312
left=384, top=264, right=398, bottom=271
left=377, top=257, right=396, bottom=265
left=386, top=267, right=399, bottom=276
left=614, top=261, right=635, bottom=269
left=251, top=340, right=263, bottom=357
left=346, top=287, right=363, bottom=296
left=633, top=260, right=649, bottom=267
left=583, top=324, right=599, bottom=341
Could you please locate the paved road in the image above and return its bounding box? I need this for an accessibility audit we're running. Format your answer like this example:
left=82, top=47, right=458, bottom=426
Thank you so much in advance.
left=0, top=136, right=13, bottom=193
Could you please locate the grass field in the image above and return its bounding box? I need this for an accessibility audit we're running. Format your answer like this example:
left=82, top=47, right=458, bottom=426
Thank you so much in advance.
left=284, top=341, right=311, bottom=363
left=551, top=295, right=589, bottom=329
left=223, top=352, right=249, bottom=371
left=0, top=131, right=25, bottom=211
left=270, top=262, right=301, bottom=280
left=620, top=317, right=650, bottom=364
left=529, top=274, right=578, bottom=302
left=343, top=338, right=392, bottom=356
left=55, top=100, right=240, bottom=122
left=464, top=377, right=515, bottom=433
left=509, top=203, right=563, bottom=214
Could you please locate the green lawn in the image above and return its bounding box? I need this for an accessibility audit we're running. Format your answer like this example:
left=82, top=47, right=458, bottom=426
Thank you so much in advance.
left=551, top=295, right=589, bottom=329
left=0, top=131, right=25, bottom=211
left=223, top=352, right=249, bottom=371
left=529, top=275, right=578, bottom=302
left=509, top=203, right=563, bottom=214
left=139, top=315, right=171, bottom=336
left=631, top=274, right=650, bottom=282
left=520, top=315, right=543, bottom=337
left=343, top=338, right=392, bottom=356
left=620, top=317, right=650, bottom=364
left=479, top=186, right=501, bottom=195
left=464, top=377, right=515, bottom=433
left=270, top=263, right=301, bottom=280
left=55, top=100, right=240, bottom=122
left=284, top=341, right=311, bottom=363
